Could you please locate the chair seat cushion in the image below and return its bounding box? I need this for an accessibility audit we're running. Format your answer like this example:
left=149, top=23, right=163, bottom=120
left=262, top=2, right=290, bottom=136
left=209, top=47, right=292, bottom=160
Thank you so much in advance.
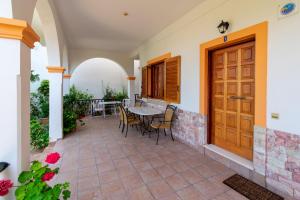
left=150, top=121, right=171, bottom=129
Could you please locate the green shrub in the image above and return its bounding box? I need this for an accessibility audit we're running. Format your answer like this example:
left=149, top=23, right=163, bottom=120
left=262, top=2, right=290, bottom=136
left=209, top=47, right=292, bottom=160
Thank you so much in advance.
left=30, top=120, right=49, bottom=150
left=30, top=80, right=49, bottom=119
left=63, top=85, right=93, bottom=134
left=63, top=111, right=77, bottom=134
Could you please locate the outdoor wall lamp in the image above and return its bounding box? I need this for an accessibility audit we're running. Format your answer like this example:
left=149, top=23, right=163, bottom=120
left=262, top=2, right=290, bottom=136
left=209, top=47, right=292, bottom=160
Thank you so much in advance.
left=218, top=20, right=230, bottom=34
left=0, top=162, right=9, bottom=173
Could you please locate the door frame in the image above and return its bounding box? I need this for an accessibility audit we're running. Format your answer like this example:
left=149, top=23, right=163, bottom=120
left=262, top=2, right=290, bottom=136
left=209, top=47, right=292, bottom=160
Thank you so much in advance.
left=200, top=22, right=268, bottom=145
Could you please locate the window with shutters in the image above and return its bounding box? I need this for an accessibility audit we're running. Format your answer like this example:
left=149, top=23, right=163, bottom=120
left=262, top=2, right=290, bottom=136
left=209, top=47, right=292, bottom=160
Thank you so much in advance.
left=141, top=56, right=181, bottom=103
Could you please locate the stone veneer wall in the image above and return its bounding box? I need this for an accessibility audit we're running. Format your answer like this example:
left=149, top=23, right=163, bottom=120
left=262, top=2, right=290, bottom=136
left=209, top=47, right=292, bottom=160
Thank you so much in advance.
left=266, top=129, right=300, bottom=198
left=144, top=99, right=207, bottom=152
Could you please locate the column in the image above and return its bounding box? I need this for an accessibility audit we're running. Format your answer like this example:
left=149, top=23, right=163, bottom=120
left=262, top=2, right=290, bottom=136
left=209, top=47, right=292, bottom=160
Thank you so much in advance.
left=0, top=18, right=39, bottom=184
left=127, top=76, right=136, bottom=106
left=47, top=67, right=65, bottom=141
left=63, top=74, right=71, bottom=95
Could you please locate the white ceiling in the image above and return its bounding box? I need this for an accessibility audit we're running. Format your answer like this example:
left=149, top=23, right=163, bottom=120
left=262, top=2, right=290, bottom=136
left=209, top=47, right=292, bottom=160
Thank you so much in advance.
left=52, top=0, right=205, bottom=52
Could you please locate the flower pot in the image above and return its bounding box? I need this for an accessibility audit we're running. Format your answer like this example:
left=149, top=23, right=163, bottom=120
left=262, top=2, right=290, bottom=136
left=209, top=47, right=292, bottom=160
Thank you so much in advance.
left=40, top=118, right=49, bottom=125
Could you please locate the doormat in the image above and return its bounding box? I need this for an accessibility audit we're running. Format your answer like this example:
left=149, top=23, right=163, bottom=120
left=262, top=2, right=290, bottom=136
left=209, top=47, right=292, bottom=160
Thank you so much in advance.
left=223, top=174, right=284, bottom=200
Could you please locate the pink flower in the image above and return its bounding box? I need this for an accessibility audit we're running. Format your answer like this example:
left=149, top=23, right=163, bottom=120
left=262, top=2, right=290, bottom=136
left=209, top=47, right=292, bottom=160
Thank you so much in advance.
left=45, top=152, right=61, bottom=164
left=0, top=179, right=13, bottom=196
left=41, top=172, right=55, bottom=182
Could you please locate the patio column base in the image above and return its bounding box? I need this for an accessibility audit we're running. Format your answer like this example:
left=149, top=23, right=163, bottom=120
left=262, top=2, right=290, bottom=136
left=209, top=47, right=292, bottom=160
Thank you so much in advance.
left=0, top=18, right=39, bottom=187
left=48, top=67, right=65, bottom=141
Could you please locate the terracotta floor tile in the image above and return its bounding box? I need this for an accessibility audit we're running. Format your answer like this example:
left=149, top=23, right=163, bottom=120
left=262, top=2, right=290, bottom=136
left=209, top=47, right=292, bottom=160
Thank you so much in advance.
left=133, top=161, right=153, bottom=172
left=156, top=165, right=176, bottom=178
left=99, top=170, right=120, bottom=184
left=165, top=174, right=190, bottom=191
left=121, top=174, right=145, bottom=191
left=128, top=186, right=154, bottom=200
left=78, top=176, right=100, bottom=193
left=78, top=166, right=98, bottom=178
left=180, top=169, right=205, bottom=184
left=147, top=180, right=174, bottom=199
left=101, top=180, right=127, bottom=199
left=176, top=185, right=203, bottom=200
left=98, top=161, right=116, bottom=173
left=31, top=117, right=251, bottom=200
left=78, top=158, right=96, bottom=169
left=140, top=169, right=162, bottom=183
left=170, top=160, right=190, bottom=172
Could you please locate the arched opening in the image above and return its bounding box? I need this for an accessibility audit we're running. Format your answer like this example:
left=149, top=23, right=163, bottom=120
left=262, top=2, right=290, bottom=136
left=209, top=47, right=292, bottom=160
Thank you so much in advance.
left=71, top=58, right=128, bottom=98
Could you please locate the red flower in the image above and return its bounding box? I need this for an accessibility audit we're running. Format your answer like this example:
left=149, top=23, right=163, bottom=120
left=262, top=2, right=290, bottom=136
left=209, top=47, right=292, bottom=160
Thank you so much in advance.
left=0, top=179, right=13, bottom=196
left=42, top=172, right=55, bottom=182
left=45, top=152, right=61, bottom=164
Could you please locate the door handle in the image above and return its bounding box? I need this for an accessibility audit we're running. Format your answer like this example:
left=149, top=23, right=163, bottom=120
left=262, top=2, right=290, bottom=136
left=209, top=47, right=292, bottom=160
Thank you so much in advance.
left=229, top=96, right=246, bottom=100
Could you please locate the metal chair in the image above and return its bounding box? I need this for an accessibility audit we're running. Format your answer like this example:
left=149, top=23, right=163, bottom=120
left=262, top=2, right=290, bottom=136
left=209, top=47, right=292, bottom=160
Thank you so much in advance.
left=118, top=104, right=141, bottom=137
left=92, top=99, right=105, bottom=117
left=150, top=105, right=177, bottom=144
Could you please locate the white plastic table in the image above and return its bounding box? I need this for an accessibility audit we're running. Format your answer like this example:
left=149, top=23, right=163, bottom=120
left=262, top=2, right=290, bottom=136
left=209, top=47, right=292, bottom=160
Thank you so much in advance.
left=100, top=101, right=121, bottom=117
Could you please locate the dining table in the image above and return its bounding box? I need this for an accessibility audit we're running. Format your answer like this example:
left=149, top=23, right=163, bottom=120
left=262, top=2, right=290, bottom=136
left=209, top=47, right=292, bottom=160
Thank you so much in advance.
left=128, top=106, right=164, bottom=135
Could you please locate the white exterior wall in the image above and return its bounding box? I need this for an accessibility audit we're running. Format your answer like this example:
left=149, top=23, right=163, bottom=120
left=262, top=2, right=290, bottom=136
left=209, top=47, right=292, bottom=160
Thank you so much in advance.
left=31, top=44, right=49, bottom=92
left=69, top=49, right=134, bottom=75
left=134, top=0, right=300, bottom=134
left=134, top=60, right=141, bottom=95
left=70, top=58, right=128, bottom=98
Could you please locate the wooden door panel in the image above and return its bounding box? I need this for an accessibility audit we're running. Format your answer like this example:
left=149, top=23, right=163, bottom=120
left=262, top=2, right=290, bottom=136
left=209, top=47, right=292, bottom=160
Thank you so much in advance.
left=210, top=41, right=255, bottom=160
left=241, top=100, right=254, bottom=115
left=241, top=64, right=255, bottom=80
left=227, top=83, right=238, bottom=96
left=227, top=66, right=238, bottom=80
left=241, top=82, right=255, bottom=97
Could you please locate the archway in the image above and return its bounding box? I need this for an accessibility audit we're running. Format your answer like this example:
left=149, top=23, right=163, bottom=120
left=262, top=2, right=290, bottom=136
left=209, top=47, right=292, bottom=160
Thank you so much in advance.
left=71, top=58, right=128, bottom=98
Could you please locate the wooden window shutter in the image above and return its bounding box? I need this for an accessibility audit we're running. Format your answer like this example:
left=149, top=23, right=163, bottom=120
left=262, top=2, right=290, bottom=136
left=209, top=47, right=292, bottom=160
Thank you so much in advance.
left=141, top=67, right=148, bottom=97
left=165, top=56, right=181, bottom=103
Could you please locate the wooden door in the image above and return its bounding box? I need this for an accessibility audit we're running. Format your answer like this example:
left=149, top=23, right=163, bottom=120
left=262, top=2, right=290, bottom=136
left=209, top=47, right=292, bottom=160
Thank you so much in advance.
left=210, top=41, right=255, bottom=160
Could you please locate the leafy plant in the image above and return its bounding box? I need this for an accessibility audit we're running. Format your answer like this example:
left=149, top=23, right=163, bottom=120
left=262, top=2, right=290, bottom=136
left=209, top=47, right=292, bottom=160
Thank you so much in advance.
left=14, top=153, right=71, bottom=200
left=30, top=70, right=40, bottom=82
left=63, top=86, right=93, bottom=134
left=30, top=80, right=50, bottom=119
left=30, top=120, right=49, bottom=150
left=63, top=111, right=77, bottom=134
left=103, top=85, right=116, bottom=101
left=114, top=87, right=128, bottom=101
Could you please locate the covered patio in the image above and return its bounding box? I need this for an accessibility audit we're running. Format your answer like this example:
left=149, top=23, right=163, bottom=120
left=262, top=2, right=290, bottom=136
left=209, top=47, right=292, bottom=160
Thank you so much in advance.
left=33, top=116, right=247, bottom=200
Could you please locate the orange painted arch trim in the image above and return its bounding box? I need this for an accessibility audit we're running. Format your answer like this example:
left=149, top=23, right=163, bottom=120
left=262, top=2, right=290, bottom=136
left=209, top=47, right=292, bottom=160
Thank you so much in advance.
left=147, top=52, right=171, bottom=65
left=127, top=76, right=136, bottom=80
left=47, top=66, right=66, bottom=73
left=64, top=74, right=72, bottom=79
left=200, top=21, right=268, bottom=127
left=0, top=17, right=40, bottom=48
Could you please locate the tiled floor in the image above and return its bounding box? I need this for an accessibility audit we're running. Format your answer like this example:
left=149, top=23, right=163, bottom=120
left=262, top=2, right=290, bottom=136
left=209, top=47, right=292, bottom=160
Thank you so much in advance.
left=32, top=116, right=249, bottom=200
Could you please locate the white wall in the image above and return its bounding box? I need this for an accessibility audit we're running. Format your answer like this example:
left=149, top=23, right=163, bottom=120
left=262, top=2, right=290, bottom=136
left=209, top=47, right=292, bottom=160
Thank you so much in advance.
left=69, top=48, right=134, bottom=76
left=30, top=44, right=49, bottom=92
left=133, top=0, right=300, bottom=134
left=134, top=59, right=141, bottom=95
left=70, top=58, right=128, bottom=98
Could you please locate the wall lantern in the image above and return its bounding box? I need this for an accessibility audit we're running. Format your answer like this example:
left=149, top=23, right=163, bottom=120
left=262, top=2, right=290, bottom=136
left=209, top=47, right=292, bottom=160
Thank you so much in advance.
left=217, top=20, right=230, bottom=34
left=0, top=162, right=9, bottom=173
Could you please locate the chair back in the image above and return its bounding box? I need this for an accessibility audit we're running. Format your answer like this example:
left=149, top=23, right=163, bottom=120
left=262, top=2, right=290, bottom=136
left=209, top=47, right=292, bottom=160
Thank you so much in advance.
left=135, top=100, right=143, bottom=107
left=119, top=104, right=129, bottom=124
left=164, top=105, right=177, bottom=124
left=117, top=104, right=124, bottom=121
left=122, top=99, right=131, bottom=108
left=92, top=99, right=104, bottom=111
